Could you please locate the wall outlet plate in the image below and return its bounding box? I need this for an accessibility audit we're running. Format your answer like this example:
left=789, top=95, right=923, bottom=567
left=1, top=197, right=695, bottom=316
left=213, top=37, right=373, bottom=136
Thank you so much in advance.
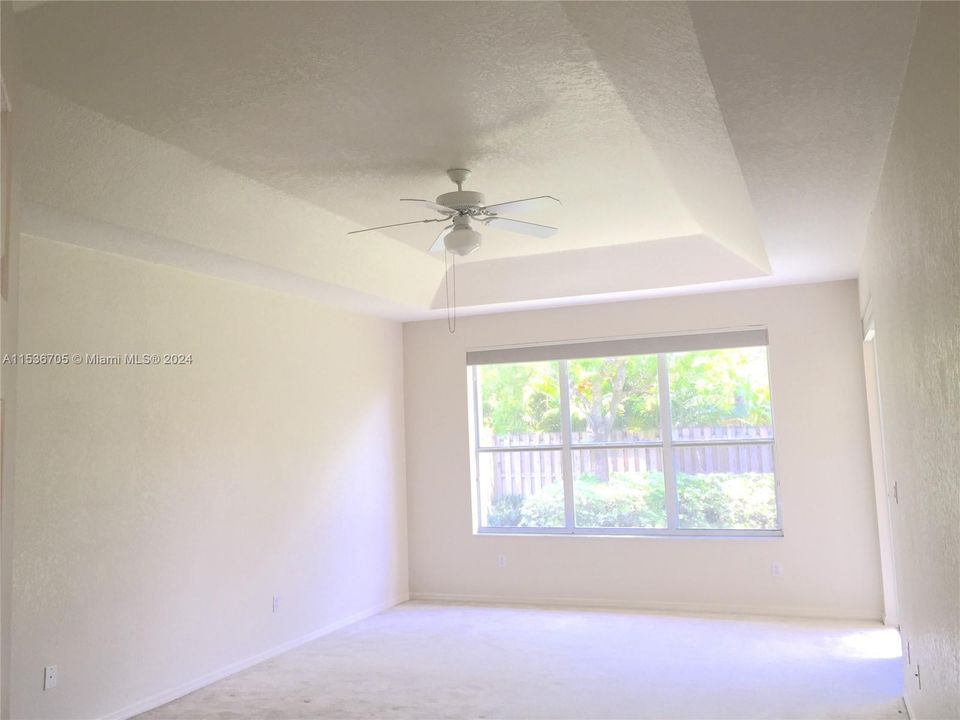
left=272, top=595, right=280, bottom=613
left=771, top=562, right=783, bottom=577
left=43, top=665, right=57, bottom=690
left=497, top=554, right=507, bottom=568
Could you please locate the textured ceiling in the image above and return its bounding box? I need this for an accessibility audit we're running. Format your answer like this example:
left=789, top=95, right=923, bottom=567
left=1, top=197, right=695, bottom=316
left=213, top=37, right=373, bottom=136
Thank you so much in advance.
left=12, top=1, right=918, bottom=318
left=688, top=0, right=919, bottom=280
left=14, top=1, right=712, bottom=261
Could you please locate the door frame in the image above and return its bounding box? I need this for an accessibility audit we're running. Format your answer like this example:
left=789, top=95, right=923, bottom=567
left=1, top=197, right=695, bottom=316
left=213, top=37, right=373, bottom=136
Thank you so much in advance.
left=861, top=303, right=900, bottom=627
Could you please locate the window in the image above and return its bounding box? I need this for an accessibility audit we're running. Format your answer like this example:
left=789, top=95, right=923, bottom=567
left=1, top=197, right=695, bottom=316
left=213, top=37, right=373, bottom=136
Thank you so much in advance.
left=467, top=330, right=779, bottom=536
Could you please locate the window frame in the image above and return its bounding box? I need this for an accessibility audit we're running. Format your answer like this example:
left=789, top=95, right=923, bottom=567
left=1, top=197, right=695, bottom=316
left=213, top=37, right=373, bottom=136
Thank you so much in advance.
left=469, top=334, right=782, bottom=538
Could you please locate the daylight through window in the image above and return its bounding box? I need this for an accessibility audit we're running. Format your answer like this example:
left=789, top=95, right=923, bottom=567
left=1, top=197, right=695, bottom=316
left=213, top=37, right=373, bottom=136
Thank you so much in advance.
left=467, top=331, right=779, bottom=536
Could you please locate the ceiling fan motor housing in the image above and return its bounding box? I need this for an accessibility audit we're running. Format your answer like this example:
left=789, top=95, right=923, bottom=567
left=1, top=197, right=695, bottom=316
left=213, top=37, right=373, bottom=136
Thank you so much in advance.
left=436, top=190, right=486, bottom=212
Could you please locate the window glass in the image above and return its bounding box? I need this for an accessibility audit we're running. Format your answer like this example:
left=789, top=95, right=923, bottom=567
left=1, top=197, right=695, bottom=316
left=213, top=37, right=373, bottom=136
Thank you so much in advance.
left=470, top=339, right=778, bottom=536
left=567, top=355, right=660, bottom=444
left=477, top=361, right=561, bottom=447
left=666, top=347, right=772, bottom=440
left=478, top=451, right=565, bottom=528
left=572, top=448, right=666, bottom=528
left=674, top=444, right=778, bottom=530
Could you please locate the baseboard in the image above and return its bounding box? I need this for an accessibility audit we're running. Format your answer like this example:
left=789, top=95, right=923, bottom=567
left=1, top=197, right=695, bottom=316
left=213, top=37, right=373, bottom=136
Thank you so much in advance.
left=100, top=593, right=408, bottom=720
left=409, top=591, right=880, bottom=622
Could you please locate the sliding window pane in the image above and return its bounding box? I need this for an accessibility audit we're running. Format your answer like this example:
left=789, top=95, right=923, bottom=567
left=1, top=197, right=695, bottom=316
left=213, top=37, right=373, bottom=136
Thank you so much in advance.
left=477, top=362, right=561, bottom=448
left=567, top=354, right=661, bottom=444
left=667, top=346, right=772, bottom=441
left=478, top=450, right=565, bottom=528
left=572, top=448, right=666, bottom=528
left=674, top=444, right=778, bottom=529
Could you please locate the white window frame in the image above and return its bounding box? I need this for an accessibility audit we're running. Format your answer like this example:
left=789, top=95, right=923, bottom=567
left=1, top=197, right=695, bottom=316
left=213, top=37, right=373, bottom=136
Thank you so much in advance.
left=469, top=331, right=782, bottom=538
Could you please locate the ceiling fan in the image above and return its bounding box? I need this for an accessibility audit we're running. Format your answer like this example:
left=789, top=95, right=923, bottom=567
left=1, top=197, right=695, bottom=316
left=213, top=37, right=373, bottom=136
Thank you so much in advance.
left=347, top=168, right=560, bottom=256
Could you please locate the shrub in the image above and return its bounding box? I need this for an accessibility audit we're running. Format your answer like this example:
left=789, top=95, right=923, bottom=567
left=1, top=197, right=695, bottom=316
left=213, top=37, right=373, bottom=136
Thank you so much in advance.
left=486, top=494, right=525, bottom=527
left=519, top=472, right=667, bottom=528
left=676, top=472, right=776, bottom=529
left=487, top=471, right=777, bottom=530
left=515, top=483, right=565, bottom=527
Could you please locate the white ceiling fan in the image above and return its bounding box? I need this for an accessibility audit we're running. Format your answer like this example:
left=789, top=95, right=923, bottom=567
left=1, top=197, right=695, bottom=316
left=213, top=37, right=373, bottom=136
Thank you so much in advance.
left=347, top=168, right=560, bottom=256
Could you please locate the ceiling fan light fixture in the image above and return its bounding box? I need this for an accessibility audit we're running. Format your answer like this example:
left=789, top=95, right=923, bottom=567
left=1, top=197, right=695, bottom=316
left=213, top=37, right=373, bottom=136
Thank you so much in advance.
left=444, top=225, right=482, bottom=256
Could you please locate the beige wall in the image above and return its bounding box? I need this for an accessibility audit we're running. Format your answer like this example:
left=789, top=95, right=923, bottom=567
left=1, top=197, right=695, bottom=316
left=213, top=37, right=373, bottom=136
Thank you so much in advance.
left=404, top=281, right=884, bottom=620
left=1, top=3, right=24, bottom=716
left=858, top=2, right=960, bottom=717
left=10, top=235, right=409, bottom=719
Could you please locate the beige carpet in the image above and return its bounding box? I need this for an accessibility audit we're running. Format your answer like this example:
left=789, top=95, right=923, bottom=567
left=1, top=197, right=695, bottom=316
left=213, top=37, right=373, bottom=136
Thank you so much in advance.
left=139, top=601, right=905, bottom=719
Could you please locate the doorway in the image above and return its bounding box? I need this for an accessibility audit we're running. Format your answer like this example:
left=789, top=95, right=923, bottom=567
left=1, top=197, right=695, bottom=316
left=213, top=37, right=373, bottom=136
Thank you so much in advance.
left=861, top=309, right=900, bottom=627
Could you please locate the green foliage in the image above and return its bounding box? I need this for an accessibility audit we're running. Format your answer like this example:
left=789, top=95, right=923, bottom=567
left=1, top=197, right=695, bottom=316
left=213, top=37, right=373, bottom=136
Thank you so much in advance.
left=676, top=472, right=777, bottom=529
left=479, top=362, right=560, bottom=435
left=478, top=347, right=771, bottom=445
left=486, top=494, right=526, bottom=527
left=485, top=471, right=778, bottom=530
left=570, top=473, right=667, bottom=528
left=511, top=484, right=565, bottom=527
left=666, top=348, right=771, bottom=428
left=496, top=472, right=667, bottom=528
left=567, top=355, right=660, bottom=437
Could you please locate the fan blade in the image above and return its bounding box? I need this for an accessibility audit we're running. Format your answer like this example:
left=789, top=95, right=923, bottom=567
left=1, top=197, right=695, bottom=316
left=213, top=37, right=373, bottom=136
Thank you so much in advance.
left=400, top=198, right=457, bottom=216
left=347, top=218, right=444, bottom=235
left=483, top=216, right=558, bottom=239
left=480, top=195, right=560, bottom=216
left=430, top=224, right=454, bottom=253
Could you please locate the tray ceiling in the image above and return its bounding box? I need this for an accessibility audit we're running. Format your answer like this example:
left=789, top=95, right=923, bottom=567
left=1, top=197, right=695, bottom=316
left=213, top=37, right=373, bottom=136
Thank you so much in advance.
left=13, top=1, right=918, bottom=317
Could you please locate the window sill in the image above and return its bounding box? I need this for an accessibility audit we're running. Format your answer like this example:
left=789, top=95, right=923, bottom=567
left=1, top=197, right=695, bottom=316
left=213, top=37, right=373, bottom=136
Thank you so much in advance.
left=475, top=528, right=784, bottom=539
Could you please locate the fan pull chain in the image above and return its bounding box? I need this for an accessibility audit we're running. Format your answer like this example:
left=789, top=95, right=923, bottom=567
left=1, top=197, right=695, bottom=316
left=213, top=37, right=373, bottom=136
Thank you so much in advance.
left=445, top=250, right=457, bottom=334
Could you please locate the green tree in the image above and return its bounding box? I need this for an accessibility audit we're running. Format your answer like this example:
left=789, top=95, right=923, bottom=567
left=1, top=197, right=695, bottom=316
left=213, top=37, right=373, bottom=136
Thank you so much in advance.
left=479, top=362, right=560, bottom=436
left=666, top=348, right=771, bottom=429
left=567, top=355, right=659, bottom=481
left=479, top=348, right=771, bottom=483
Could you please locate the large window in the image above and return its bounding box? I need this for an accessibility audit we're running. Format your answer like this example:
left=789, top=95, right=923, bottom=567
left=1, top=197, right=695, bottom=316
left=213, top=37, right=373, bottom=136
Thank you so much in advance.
left=468, top=330, right=779, bottom=536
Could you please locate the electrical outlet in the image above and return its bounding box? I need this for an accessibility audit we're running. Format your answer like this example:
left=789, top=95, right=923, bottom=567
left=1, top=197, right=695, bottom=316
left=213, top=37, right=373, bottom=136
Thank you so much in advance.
left=497, top=554, right=507, bottom=569
left=43, top=665, right=57, bottom=690
left=771, top=562, right=783, bottom=577
left=272, top=595, right=280, bottom=613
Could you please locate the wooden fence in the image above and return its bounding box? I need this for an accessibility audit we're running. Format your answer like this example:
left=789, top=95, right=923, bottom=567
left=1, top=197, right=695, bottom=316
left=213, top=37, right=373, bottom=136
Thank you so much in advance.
left=481, top=427, right=774, bottom=499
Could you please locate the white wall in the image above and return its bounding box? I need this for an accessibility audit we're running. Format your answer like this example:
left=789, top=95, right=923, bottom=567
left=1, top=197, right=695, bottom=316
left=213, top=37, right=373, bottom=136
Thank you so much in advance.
left=404, top=281, right=883, bottom=620
left=10, top=235, right=409, bottom=719
left=858, top=2, right=960, bottom=716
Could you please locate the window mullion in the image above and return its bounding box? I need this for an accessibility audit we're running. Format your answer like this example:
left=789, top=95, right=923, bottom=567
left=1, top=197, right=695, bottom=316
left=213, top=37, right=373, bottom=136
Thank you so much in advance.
left=558, top=359, right=576, bottom=532
left=657, top=353, right=679, bottom=530
left=472, top=365, right=483, bottom=532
